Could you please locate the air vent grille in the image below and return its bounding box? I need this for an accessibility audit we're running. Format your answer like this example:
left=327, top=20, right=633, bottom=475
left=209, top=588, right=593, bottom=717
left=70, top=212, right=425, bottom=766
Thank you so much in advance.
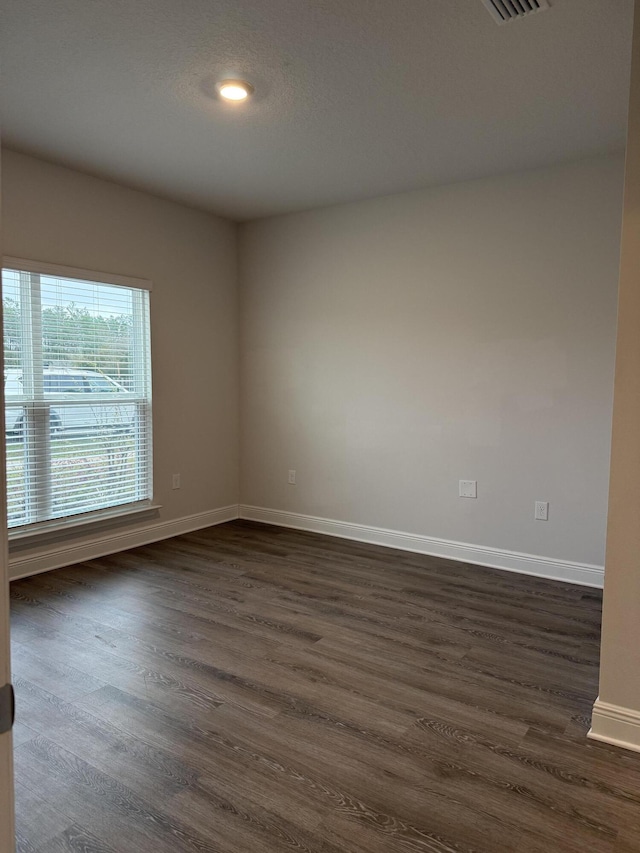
left=481, top=0, right=550, bottom=25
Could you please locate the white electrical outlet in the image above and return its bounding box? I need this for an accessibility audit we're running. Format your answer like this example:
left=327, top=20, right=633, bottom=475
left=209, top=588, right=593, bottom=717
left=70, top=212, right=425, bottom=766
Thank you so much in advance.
left=288, top=469, right=296, bottom=485
left=535, top=501, right=549, bottom=521
left=459, top=480, right=477, bottom=499
left=172, top=473, right=181, bottom=490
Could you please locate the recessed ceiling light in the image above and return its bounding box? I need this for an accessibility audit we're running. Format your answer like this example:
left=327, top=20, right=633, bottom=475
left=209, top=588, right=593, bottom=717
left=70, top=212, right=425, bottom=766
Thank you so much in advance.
left=216, top=79, right=254, bottom=102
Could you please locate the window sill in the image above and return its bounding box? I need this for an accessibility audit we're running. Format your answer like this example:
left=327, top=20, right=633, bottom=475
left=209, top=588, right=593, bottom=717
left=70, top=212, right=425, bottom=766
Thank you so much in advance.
left=8, top=502, right=162, bottom=552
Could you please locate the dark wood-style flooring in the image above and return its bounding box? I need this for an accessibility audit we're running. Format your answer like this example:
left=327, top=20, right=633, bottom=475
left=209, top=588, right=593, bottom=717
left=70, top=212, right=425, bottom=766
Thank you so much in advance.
left=8, top=520, right=640, bottom=852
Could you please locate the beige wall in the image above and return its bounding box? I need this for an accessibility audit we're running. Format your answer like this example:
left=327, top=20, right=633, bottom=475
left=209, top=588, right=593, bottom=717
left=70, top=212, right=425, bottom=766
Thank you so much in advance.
left=591, top=0, right=640, bottom=740
left=1, top=150, right=239, bottom=577
left=240, top=155, right=624, bottom=569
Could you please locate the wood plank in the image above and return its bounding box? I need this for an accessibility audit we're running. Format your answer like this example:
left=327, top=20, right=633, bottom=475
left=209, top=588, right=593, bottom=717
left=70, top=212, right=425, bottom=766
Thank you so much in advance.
left=14, top=780, right=73, bottom=852
left=14, top=737, right=220, bottom=853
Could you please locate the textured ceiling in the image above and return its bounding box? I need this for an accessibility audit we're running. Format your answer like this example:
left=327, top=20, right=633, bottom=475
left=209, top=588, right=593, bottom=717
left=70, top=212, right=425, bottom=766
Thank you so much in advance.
left=0, top=0, right=634, bottom=220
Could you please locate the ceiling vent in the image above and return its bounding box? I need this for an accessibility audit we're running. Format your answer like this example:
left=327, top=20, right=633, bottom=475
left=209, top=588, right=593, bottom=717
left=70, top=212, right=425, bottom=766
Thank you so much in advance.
left=481, top=0, right=550, bottom=25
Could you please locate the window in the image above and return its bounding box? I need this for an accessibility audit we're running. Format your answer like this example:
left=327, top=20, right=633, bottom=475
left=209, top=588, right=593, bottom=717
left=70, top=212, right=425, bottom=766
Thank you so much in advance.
left=3, top=258, right=152, bottom=531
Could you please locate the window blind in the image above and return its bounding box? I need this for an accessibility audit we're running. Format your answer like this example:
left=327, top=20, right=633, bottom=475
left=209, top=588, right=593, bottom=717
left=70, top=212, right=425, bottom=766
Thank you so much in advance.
left=3, top=260, right=152, bottom=530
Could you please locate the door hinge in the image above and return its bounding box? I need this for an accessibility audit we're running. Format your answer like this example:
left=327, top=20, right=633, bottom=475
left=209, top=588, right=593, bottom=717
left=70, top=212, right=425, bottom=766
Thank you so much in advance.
left=0, top=684, right=15, bottom=734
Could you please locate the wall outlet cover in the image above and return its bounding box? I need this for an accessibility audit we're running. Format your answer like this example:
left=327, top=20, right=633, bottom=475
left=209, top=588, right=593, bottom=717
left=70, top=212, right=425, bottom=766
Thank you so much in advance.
left=535, top=500, right=549, bottom=521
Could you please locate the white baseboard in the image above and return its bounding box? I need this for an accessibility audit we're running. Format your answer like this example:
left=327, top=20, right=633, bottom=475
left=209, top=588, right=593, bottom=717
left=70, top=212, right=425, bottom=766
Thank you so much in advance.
left=9, top=500, right=605, bottom=590
left=9, top=504, right=240, bottom=581
left=239, top=505, right=604, bottom=588
left=588, top=698, right=640, bottom=753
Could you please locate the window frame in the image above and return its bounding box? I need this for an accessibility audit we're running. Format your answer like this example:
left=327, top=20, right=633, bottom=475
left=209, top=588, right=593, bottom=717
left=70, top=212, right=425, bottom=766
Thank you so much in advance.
left=2, top=257, right=154, bottom=537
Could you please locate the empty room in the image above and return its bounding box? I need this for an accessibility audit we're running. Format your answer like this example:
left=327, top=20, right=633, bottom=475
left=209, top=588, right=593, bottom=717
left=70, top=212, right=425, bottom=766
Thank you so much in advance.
left=1, top=0, right=640, bottom=851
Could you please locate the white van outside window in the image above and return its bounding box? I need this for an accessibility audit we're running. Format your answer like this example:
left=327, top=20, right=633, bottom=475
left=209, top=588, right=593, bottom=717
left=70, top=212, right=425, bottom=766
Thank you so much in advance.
left=5, top=368, right=134, bottom=438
